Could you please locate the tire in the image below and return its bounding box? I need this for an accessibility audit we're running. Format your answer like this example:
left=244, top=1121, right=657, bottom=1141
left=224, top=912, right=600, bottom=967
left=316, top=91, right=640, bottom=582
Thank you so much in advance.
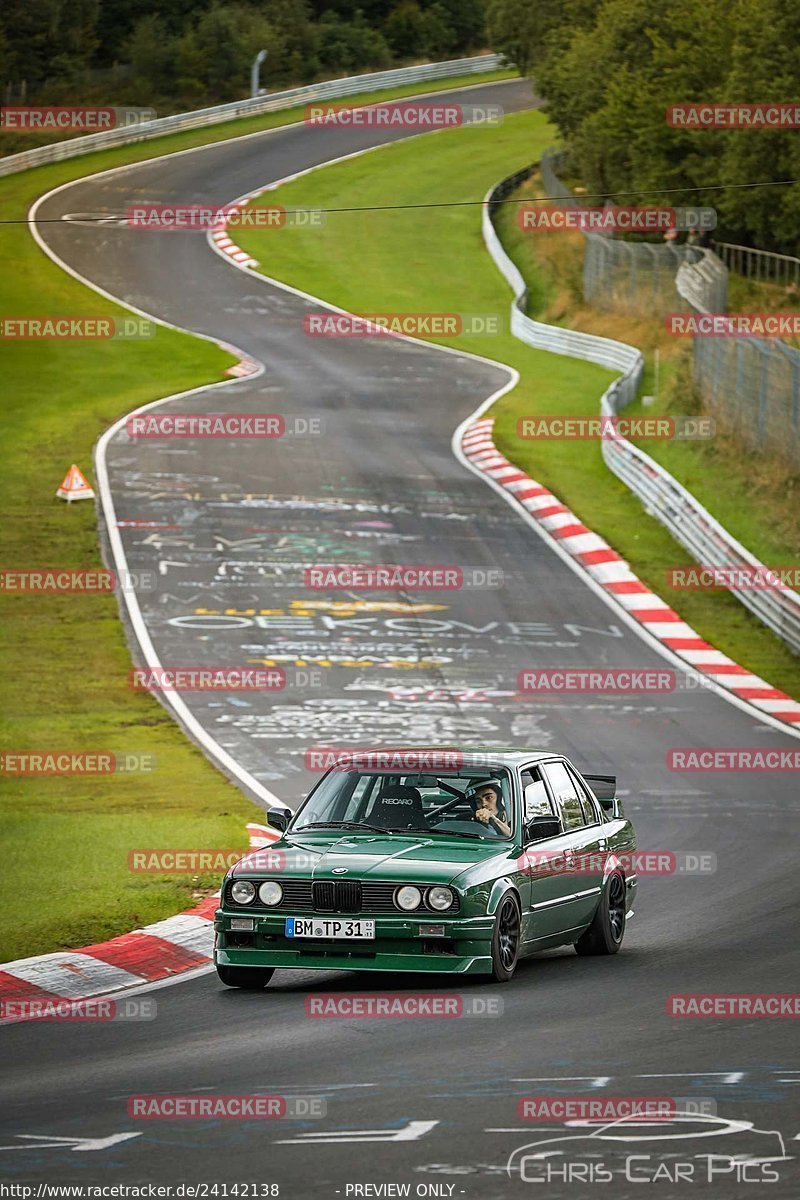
left=490, top=892, right=521, bottom=982
left=575, top=871, right=626, bottom=956
left=216, top=964, right=275, bottom=990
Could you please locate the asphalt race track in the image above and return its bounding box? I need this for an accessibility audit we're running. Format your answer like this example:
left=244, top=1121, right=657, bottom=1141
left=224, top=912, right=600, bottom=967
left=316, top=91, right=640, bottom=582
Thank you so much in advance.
left=2, top=78, right=798, bottom=1197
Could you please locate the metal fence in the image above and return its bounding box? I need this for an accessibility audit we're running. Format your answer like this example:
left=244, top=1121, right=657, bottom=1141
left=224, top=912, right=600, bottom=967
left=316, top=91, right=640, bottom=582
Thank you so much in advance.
left=539, top=150, right=721, bottom=315
left=675, top=248, right=800, bottom=469
left=582, top=233, right=707, bottom=313
left=542, top=151, right=800, bottom=468
left=691, top=334, right=800, bottom=465
left=716, top=241, right=800, bottom=288
left=0, top=54, right=507, bottom=178
left=484, top=166, right=800, bottom=654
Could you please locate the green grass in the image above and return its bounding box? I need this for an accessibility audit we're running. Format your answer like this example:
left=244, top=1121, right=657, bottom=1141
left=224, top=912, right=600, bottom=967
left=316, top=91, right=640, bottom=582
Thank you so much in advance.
left=726, top=272, right=800, bottom=350
left=0, top=68, right=515, bottom=961
left=233, top=110, right=800, bottom=700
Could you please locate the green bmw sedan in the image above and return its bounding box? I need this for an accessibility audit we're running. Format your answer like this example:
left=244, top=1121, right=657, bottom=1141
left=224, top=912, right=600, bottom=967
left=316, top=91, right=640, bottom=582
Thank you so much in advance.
left=213, top=749, right=637, bottom=987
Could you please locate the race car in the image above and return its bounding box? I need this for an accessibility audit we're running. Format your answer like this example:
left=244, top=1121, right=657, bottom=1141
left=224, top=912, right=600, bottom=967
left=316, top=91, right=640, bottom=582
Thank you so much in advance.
left=213, top=749, right=637, bottom=986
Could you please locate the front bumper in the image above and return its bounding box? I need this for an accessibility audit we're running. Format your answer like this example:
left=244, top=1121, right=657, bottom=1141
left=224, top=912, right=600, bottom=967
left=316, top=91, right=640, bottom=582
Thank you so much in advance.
left=214, top=908, right=494, bottom=974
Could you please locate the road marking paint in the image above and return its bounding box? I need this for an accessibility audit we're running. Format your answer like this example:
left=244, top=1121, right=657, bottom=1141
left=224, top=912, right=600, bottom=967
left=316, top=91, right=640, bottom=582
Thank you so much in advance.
left=276, top=1119, right=439, bottom=1144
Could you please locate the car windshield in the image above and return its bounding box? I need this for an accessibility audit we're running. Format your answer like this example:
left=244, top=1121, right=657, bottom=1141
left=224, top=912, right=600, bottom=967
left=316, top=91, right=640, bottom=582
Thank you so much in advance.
left=291, top=768, right=515, bottom=840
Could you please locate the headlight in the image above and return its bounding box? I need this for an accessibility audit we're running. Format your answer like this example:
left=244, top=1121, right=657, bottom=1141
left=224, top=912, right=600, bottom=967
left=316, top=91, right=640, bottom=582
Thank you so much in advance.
left=231, top=880, right=256, bottom=905
left=427, top=886, right=455, bottom=911
left=258, top=880, right=283, bottom=906
left=395, top=885, right=422, bottom=911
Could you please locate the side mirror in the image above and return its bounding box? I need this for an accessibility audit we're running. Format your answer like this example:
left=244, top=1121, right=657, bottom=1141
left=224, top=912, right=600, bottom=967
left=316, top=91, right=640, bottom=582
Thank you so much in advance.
left=524, top=815, right=562, bottom=843
left=266, top=807, right=292, bottom=832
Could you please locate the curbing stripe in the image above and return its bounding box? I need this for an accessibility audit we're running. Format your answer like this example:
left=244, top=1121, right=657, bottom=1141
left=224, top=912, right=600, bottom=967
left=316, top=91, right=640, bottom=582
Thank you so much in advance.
left=460, top=419, right=800, bottom=726
left=81, top=932, right=209, bottom=981
left=0, top=825, right=279, bottom=1010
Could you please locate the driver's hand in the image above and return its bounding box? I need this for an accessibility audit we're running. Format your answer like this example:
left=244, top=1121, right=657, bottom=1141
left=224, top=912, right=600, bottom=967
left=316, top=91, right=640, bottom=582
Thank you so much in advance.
left=475, top=807, right=491, bottom=824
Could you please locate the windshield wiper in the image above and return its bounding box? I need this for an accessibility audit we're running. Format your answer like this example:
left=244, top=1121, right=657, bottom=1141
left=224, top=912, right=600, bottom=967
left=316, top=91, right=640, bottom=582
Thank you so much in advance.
left=297, top=821, right=491, bottom=841
left=297, top=821, right=391, bottom=834
left=423, top=827, right=485, bottom=841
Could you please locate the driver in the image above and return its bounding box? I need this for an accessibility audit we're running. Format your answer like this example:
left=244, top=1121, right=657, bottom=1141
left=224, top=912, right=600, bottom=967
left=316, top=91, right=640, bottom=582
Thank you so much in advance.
left=469, top=780, right=511, bottom=837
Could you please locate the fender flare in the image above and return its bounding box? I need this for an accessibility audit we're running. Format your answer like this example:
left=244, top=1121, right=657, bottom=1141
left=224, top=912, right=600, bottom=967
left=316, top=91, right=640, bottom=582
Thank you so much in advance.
left=486, top=876, right=522, bottom=916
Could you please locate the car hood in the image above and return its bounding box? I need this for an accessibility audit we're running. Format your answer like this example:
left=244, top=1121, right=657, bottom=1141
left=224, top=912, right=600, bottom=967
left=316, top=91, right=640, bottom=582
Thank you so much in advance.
left=233, top=832, right=512, bottom=886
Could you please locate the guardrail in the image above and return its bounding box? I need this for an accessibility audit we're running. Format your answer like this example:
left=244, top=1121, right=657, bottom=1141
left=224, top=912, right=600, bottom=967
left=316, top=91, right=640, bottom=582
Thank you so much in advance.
left=675, top=250, right=729, bottom=314
left=483, top=165, right=800, bottom=655
left=0, top=53, right=507, bottom=179
left=484, top=167, right=644, bottom=402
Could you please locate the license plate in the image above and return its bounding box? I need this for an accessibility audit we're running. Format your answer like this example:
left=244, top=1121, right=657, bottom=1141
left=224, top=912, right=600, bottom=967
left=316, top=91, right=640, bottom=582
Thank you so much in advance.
left=285, top=917, right=375, bottom=940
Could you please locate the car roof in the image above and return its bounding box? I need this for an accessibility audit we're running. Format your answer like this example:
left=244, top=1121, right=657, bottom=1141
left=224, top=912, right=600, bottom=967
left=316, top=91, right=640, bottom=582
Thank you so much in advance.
left=409, top=748, right=558, bottom=767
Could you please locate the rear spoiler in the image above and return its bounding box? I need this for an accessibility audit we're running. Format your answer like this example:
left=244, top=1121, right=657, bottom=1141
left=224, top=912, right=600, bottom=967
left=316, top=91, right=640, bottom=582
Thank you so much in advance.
left=582, top=773, right=623, bottom=818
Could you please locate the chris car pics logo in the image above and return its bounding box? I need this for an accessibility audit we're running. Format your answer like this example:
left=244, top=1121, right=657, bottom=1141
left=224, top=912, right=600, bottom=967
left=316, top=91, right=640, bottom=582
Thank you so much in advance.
left=505, top=1111, right=788, bottom=1184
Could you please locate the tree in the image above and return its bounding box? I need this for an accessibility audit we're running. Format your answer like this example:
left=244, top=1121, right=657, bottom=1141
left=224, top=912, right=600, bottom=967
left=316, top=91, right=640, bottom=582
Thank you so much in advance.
left=419, top=3, right=456, bottom=59
left=383, top=1, right=428, bottom=58
left=176, top=4, right=276, bottom=104
left=437, top=0, right=485, bottom=54
left=257, top=0, right=319, bottom=83
left=125, top=15, right=178, bottom=99
left=0, top=0, right=89, bottom=97
left=485, top=0, right=578, bottom=76
left=715, top=0, right=800, bottom=251
left=317, top=11, right=392, bottom=74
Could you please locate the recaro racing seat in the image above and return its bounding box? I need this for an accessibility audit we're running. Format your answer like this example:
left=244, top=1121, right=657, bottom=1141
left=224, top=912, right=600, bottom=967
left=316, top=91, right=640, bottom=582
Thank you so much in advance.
left=368, top=785, right=429, bottom=831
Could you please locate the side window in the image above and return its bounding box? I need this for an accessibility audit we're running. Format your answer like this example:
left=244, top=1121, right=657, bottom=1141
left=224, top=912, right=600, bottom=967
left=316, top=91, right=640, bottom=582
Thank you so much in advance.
left=521, top=769, right=553, bottom=822
left=542, top=761, right=586, bottom=831
left=566, top=765, right=599, bottom=825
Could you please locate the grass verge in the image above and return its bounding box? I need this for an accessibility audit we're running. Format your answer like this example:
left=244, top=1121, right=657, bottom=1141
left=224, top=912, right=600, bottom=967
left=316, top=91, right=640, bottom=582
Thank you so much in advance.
left=233, top=111, right=800, bottom=699
left=0, top=68, right=515, bottom=961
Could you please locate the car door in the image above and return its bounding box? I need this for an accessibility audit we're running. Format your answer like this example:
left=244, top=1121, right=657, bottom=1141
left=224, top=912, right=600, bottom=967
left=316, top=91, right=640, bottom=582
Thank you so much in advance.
left=540, top=759, right=607, bottom=930
left=518, top=764, right=587, bottom=944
